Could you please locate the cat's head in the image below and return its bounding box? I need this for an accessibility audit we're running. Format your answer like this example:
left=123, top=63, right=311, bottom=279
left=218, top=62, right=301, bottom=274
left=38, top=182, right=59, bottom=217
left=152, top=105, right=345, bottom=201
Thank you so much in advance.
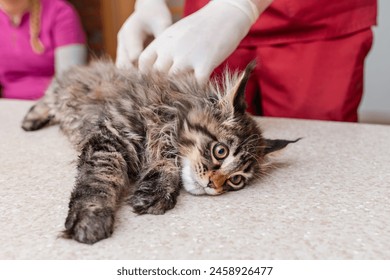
left=178, top=62, right=298, bottom=195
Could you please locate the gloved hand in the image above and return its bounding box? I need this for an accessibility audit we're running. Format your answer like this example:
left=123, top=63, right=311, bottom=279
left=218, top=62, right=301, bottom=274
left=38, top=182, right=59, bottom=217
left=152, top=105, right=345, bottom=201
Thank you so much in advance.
left=116, top=0, right=172, bottom=69
left=138, top=0, right=273, bottom=84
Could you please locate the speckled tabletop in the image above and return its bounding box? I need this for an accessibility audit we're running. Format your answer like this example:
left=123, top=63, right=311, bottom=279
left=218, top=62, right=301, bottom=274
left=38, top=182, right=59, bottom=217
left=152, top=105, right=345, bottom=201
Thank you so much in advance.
left=1, top=99, right=389, bottom=260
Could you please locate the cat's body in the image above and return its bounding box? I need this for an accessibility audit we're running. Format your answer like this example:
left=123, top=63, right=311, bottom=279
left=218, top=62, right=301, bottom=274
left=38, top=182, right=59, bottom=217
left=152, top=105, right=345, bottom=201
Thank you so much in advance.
left=22, top=60, right=297, bottom=244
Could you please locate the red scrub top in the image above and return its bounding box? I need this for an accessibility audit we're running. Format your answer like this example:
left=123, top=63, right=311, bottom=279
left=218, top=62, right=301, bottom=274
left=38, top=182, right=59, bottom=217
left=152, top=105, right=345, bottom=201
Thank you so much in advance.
left=184, top=0, right=377, bottom=45
left=184, top=0, right=377, bottom=122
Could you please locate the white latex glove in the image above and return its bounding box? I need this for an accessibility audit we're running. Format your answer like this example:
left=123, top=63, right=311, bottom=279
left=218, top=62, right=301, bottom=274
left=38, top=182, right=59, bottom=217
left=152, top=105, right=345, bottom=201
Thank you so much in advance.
left=138, top=0, right=273, bottom=84
left=116, top=0, right=172, bottom=69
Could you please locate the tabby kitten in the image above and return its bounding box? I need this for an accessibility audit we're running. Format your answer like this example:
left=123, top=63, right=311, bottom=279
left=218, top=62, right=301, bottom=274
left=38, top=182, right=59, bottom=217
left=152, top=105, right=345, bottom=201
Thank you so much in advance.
left=22, top=60, right=298, bottom=244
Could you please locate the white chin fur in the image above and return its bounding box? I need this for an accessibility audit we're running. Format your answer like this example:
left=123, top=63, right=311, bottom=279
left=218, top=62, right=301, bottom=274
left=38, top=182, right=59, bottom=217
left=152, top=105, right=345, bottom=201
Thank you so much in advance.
left=181, top=158, right=207, bottom=195
left=181, top=158, right=222, bottom=196
left=204, top=187, right=219, bottom=196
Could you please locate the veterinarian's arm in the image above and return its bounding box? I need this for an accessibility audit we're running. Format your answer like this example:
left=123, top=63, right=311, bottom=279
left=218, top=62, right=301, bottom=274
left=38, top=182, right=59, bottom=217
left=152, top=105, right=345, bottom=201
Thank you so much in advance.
left=136, top=0, right=273, bottom=84
left=116, top=0, right=172, bottom=69
left=55, top=44, right=87, bottom=75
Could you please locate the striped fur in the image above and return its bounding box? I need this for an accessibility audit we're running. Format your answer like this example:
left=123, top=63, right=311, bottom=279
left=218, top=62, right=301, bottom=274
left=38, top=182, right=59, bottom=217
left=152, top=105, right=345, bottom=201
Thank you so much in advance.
left=21, top=60, right=297, bottom=244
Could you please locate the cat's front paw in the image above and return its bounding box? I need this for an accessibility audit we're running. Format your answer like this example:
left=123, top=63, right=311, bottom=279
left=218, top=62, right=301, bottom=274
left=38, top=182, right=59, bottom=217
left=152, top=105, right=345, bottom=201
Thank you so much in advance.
left=62, top=204, right=115, bottom=244
left=21, top=103, right=53, bottom=131
left=130, top=190, right=178, bottom=215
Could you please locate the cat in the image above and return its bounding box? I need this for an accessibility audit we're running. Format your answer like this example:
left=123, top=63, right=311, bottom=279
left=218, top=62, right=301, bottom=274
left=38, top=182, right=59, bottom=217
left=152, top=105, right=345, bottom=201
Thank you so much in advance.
left=21, top=60, right=299, bottom=244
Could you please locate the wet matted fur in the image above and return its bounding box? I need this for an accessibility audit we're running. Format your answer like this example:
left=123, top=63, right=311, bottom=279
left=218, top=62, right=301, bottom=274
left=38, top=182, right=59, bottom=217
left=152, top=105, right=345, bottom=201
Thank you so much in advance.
left=22, top=60, right=299, bottom=244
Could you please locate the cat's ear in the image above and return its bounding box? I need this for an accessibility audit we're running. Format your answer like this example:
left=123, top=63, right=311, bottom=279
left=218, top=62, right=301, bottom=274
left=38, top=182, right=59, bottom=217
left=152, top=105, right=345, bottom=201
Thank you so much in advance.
left=264, top=138, right=302, bottom=155
left=226, top=61, right=256, bottom=115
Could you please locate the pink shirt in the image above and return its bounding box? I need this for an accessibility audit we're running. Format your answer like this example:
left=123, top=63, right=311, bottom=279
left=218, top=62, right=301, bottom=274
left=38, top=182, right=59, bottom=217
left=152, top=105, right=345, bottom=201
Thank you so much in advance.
left=0, top=0, right=85, bottom=100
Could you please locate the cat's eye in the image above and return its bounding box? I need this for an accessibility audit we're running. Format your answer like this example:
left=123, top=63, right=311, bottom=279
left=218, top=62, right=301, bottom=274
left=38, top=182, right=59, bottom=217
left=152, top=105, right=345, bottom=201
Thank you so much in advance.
left=229, top=175, right=243, bottom=186
left=212, top=142, right=229, bottom=160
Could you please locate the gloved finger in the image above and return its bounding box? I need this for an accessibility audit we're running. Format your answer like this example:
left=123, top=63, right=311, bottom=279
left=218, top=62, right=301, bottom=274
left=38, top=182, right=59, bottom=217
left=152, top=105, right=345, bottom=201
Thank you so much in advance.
left=194, top=66, right=213, bottom=85
left=150, top=18, right=172, bottom=37
left=150, top=3, right=172, bottom=37
left=117, top=24, right=147, bottom=68
left=153, top=55, right=174, bottom=73
left=138, top=47, right=158, bottom=74
left=115, top=43, right=131, bottom=69
left=168, top=60, right=194, bottom=76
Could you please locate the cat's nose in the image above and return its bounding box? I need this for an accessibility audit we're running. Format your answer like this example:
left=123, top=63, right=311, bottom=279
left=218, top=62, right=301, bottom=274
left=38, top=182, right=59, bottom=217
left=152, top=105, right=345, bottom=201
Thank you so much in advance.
left=208, top=171, right=228, bottom=192
left=209, top=172, right=227, bottom=189
left=207, top=181, right=225, bottom=194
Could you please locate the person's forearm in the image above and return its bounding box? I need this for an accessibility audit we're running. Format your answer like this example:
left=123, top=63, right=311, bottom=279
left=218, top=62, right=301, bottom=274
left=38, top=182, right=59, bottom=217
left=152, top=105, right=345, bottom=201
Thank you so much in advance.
left=55, top=44, right=87, bottom=75
left=213, top=0, right=273, bottom=24
left=250, top=0, right=273, bottom=9
left=246, top=0, right=274, bottom=21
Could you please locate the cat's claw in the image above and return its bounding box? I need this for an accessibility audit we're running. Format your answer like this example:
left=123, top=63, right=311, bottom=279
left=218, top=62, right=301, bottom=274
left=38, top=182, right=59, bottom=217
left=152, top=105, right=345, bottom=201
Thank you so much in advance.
left=129, top=191, right=177, bottom=215
left=62, top=205, right=115, bottom=244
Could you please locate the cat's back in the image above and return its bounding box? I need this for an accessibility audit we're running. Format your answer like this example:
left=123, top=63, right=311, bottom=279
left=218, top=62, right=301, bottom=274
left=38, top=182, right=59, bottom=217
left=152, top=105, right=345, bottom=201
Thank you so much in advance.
left=56, top=60, right=137, bottom=103
left=54, top=59, right=210, bottom=121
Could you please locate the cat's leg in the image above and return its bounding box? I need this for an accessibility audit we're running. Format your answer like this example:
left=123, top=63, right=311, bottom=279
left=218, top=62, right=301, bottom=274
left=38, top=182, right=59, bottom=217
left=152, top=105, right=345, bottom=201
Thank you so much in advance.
left=63, top=129, right=137, bottom=244
left=129, top=115, right=182, bottom=215
left=22, top=80, right=59, bottom=131
left=130, top=161, right=181, bottom=215
left=21, top=98, right=57, bottom=131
